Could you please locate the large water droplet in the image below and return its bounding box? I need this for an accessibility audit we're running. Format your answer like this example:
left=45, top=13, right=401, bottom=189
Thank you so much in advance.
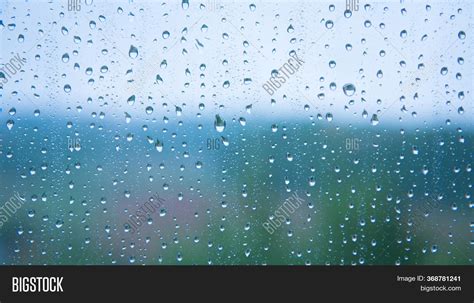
left=343, top=83, right=356, bottom=96
left=182, top=0, right=189, bottom=10
left=129, top=45, right=138, bottom=58
left=214, top=115, right=226, bottom=132
left=155, top=140, right=163, bottom=152
left=325, top=20, right=334, bottom=29
left=6, top=120, right=14, bottom=130
left=370, top=114, right=379, bottom=126
left=326, top=113, right=333, bottom=122
left=125, top=112, right=132, bottom=123
left=127, top=95, right=136, bottom=105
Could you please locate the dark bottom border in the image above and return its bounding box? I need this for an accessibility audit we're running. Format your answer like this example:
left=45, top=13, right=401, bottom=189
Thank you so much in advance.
left=0, top=266, right=472, bottom=302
